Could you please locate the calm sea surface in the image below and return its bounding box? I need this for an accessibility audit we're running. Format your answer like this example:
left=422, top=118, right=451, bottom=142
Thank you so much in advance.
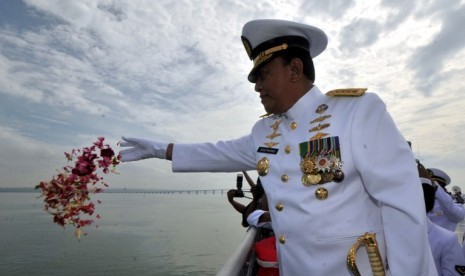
left=0, top=192, right=248, bottom=276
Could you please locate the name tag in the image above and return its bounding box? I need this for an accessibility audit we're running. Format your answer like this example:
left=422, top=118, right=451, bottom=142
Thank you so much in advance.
left=257, top=147, right=278, bottom=154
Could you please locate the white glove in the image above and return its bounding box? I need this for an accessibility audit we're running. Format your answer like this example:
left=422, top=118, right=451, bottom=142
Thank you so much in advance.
left=119, top=137, right=168, bottom=162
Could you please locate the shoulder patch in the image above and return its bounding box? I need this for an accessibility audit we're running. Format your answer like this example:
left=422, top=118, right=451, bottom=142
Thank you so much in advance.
left=326, top=88, right=367, bottom=97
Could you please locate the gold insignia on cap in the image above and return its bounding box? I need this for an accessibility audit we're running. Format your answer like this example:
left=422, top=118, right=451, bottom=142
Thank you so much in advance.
left=326, top=88, right=367, bottom=97
left=257, top=157, right=269, bottom=176
left=253, top=43, right=288, bottom=69
left=315, top=187, right=328, bottom=200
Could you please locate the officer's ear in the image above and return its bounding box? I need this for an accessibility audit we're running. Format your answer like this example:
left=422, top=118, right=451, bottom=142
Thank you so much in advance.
left=289, top=58, right=303, bottom=82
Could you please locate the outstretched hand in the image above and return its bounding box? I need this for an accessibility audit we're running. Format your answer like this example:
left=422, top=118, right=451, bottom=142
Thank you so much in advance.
left=119, top=137, right=168, bottom=162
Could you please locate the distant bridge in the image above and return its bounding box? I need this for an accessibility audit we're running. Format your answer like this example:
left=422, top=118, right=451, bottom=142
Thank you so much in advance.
left=102, top=189, right=239, bottom=195
left=0, top=187, right=252, bottom=197
left=103, top=188, right=254, bottom=197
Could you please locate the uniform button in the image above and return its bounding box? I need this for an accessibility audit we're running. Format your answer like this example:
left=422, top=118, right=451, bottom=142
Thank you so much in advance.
left=279, top=235, right=286, bottom=244
left=276, top=202, right=284, bottom=211
left=315, top=187, right=329, bottom=200
left=284, top=145, right=291, bottom=154
left=281, top=174, right=288, bottom=182
left=290, top=122, right=297, bottom=130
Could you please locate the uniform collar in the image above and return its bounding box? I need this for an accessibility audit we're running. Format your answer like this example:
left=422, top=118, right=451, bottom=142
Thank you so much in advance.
left=284, top=85, right=323, bottom=121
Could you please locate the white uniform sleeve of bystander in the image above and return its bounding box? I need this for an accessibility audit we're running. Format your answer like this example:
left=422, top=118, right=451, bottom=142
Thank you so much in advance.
left=436, top=187, right=465, bottom=223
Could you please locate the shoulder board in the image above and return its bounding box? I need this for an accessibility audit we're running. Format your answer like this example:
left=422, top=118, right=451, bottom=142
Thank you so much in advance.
left=326, top=88, right=367, bottom=97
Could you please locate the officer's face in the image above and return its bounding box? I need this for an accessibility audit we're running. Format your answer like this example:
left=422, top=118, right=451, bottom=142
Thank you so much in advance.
left=254, top=57, right=292, bottom=114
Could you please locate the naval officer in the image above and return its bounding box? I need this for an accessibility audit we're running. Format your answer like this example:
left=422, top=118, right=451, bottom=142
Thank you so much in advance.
left=418, top=162, right=465, bottom=276
left=119, top=19, right=436, bottom=275
left=428, top=168, right=465, bottom=232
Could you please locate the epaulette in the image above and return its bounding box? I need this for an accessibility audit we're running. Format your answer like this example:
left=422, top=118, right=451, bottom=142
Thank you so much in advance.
left=326, top=88, right=367, bottom=97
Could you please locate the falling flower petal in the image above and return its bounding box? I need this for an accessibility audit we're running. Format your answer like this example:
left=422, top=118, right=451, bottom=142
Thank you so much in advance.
left=35, top=137, right=120, bottom=240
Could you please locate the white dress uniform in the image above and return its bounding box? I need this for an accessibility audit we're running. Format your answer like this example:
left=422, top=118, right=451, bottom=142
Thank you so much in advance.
left=172, top=86, right=437, bottom=275
left=428, top=186, right=465, bottom=232
left=428, top=219, right=465, bottom=275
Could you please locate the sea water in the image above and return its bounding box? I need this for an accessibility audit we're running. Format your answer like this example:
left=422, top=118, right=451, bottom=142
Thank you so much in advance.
left=0, top=192, right=248, bottom=276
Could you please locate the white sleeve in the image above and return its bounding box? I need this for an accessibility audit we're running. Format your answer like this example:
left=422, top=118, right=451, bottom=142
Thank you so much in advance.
left=247, top=209, right=266, bottom=227
left=436, top=187, right=465, bottom=223
left=171, top=135, right=256, bottom=172
left=247, top=210, right=272, bottom=229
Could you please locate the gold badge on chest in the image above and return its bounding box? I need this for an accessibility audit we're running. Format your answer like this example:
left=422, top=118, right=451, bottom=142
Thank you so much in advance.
left=257, top=157, right=269, bottom=176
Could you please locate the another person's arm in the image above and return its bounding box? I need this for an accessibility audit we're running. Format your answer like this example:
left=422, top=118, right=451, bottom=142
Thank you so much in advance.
left=227, top=189, right=246, bottom=214
left=243, top=171, right=256, bottom=189
left=435, top=186, right=465, bottom=223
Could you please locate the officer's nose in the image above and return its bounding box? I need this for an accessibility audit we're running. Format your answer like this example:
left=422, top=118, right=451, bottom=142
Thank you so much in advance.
left=254, top=80, right=263, bottom=93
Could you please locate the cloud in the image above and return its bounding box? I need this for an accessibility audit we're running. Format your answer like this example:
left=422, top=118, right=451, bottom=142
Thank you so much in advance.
left=0, top=125, right=65, bottom=187
left=0, top=0, right=464, bottom=193
left=299, top=0, right=356, bottom=19
left=338, top=18, right=382, bottom=53
left=380, top=0, right=416, bottom=29
left=408, top=2, right=465, bottom=95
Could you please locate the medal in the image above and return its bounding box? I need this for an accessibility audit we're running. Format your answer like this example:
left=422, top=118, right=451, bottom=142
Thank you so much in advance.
left=329, top=156, right=342, bottom=170
left=306, top=173, right=321, bottom=185
left=322, top=172, right=334, bottom=182
left=301, top=175, right=311, bottom=186
left=333, top=170, right=345, bottom=183
left=316, top=156, right=330, bottom=172
left=300, top=157, right=315, bottom=174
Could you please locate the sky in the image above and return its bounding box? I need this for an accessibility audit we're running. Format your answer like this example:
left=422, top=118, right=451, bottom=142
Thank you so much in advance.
left=0, top=0, right=464, bottom=192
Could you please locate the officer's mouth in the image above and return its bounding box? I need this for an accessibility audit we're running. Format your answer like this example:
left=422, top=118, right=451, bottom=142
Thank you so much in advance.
left=260, top=94, right=269, bottom=102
